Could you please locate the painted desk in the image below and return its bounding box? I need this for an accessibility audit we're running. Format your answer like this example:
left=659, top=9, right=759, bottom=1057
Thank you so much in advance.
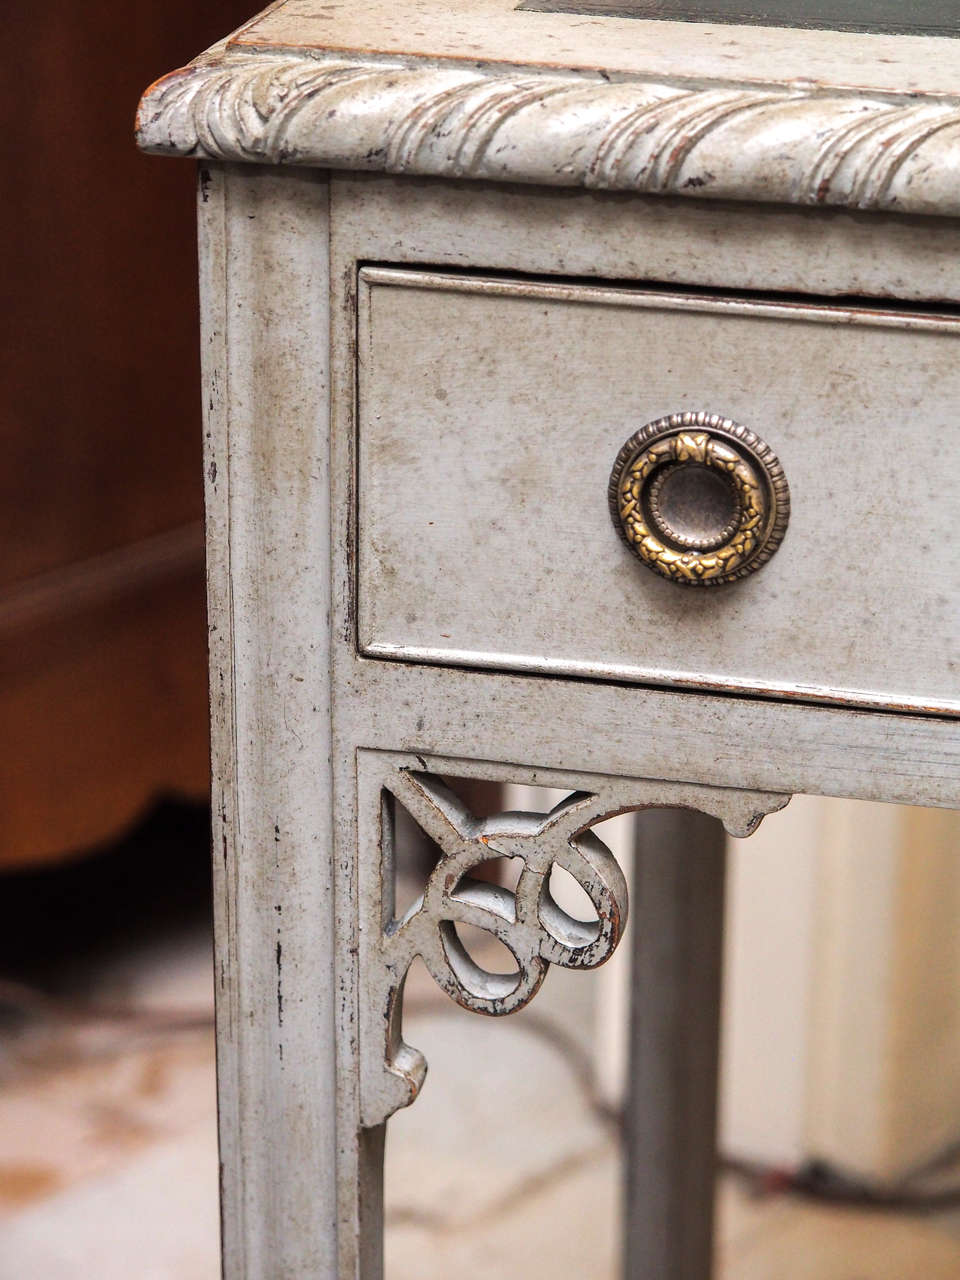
left=139, top=3, right=960, bottom=1274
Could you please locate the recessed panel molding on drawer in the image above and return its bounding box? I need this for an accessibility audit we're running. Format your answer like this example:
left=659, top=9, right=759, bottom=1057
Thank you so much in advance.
left=357, top=266, right=960, bottom=715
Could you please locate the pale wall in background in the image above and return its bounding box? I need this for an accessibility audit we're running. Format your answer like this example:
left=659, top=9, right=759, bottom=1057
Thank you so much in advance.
left=723, top=798, right=960, bottom=1181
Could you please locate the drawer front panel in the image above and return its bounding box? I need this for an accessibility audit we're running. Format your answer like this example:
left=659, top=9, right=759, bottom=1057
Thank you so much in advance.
left=357, top=267, right=960, bottom=715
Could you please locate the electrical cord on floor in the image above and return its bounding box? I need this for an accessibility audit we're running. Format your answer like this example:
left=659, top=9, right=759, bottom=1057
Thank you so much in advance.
left=722, top=1155, right=960, bottom=1214
left=10, top=964, right=960, bottom=1219
left=491, top=1001, right=960, bottom=1219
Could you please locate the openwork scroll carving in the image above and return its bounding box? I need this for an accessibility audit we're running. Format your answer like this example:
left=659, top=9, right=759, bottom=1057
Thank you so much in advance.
left=357, top=751, right=788, bottom=1126
left=382, top=770, right=629, bottom=1018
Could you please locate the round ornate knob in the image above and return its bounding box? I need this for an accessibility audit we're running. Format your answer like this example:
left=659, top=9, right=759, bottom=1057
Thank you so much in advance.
left=608, top=411, right=790, bottom=586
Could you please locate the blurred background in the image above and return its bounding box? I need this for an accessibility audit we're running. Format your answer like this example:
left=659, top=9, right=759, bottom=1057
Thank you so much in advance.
left=2, top=4, right=960, bottom=1277
left=0, top=3, right=243, bottom=1275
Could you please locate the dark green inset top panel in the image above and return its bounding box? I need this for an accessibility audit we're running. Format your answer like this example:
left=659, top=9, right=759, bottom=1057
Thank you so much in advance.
left=517, top=0, right=959, bottom=38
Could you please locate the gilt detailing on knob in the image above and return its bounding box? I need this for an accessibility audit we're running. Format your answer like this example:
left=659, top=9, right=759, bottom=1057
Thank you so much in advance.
left=609, top=411, right=790, bottom=586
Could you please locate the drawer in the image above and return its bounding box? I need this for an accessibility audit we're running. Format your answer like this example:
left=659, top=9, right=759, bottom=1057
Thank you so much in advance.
left=356, top=266, right=960, bottom=716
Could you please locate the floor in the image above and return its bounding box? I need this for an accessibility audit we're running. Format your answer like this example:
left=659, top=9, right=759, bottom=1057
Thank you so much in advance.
left=3, top=809, right=960, bottom=1277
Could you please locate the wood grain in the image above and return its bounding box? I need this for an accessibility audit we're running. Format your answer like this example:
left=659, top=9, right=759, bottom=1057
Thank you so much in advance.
left=0, top=539, right=209, bottom=868
left=0, top=0, right=250, bottom=865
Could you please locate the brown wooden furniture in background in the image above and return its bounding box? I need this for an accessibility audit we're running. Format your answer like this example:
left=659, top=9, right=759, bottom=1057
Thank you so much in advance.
left=1, top=2, right=249, bottom=867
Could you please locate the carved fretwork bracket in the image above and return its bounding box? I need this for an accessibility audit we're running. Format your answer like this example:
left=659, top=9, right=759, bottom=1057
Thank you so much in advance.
left=356, top=750, right=788, bottom=1128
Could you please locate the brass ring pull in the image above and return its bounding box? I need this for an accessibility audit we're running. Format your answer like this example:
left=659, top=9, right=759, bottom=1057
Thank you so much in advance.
left=609, top=411, right=790, bottom=586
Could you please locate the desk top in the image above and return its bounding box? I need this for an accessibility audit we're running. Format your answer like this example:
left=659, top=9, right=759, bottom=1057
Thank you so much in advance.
left=137, top=0, right=960, bottom=217
left=518, top=0, right=960, bottom=40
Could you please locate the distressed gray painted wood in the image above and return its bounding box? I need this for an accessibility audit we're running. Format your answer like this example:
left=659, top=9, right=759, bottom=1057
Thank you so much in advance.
left=136, top=0, right=960, bottom=219
left=138, top=49, right=960, bottom=217
left=226, top=0, right=960, bottom=99
left=624, top=809, right=727, bottom=1280
left=324, top=170, right=960, bottom=1280
left=339, top=660, right=960, bottom=809
left=520, top=0, right=960, bottom=39
left=355, top=753, right=782, bottom=1129
left=192, top=157, right=960, bottom=1280
left=148, top=7, right=960, bottom=1276
left=200, top=164, right=340, bottom=1278
left=357, top=266, right=960, bottom=717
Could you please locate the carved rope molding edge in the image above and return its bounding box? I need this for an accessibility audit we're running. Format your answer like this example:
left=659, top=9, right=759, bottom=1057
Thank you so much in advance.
left=136, top=51, right=960, bottom=216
